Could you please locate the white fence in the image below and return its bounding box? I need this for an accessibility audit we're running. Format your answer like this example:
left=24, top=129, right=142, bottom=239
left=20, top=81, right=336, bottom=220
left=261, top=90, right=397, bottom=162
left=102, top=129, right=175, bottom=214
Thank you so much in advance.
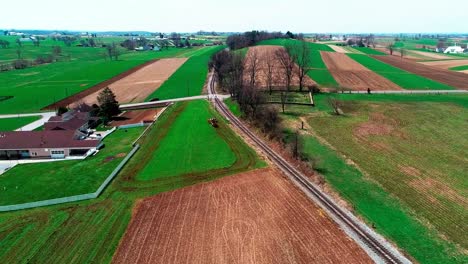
left=0, top=144, right=140, bottom=212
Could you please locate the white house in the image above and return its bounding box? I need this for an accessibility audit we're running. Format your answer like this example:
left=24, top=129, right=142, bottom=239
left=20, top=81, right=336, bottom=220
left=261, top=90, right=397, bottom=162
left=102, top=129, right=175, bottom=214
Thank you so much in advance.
left=444, top=46, right=464, bottom=54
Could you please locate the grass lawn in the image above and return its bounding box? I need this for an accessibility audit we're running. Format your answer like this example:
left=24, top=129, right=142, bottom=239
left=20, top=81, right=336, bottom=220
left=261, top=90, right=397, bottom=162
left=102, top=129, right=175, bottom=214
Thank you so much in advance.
left=353, top=47, right=387, bottom=55
left=257, top=39, right=338, bottom=87
left=0, top=127, right=144, bottom=205
left=146, top=46, right=224, bottom=100
left=283, top=94, right=468, bottom=263
left=449, top=65, right=468, bottom=71
left=0, top=116, right=41, bottom=131
left=0, top=99, right=264, bottom=263
left=347, top=54, right=454, bottom=90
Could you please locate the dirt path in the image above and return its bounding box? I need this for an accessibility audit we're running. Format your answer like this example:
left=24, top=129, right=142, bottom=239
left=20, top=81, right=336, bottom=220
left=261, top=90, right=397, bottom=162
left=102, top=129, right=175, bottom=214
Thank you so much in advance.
left=112, top=168, right=373, bottom=264
left=374, top=55, right=468, bottom=89
left=71, top=58, right=187, bottom=107
left=328, top=45, right=349, bottom=53
left=321, top=52, right=402, bottom=91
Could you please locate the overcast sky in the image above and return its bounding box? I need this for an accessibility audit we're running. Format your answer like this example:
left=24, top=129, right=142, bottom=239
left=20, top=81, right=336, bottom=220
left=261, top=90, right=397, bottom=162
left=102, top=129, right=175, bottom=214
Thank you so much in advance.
left=2, top=0, right=467, bottom=33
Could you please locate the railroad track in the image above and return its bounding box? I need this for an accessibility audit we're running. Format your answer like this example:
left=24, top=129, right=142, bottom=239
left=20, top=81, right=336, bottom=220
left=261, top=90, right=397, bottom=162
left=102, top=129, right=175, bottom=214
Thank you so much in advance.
left=208, top=74, right=409, bottom=264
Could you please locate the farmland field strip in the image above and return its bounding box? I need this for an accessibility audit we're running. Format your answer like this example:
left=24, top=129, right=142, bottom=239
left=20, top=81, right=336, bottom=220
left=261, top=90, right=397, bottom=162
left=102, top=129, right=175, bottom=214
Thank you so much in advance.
left=373, top=55, right=467, bottom=89
left=347, top=54, right=455, bottom=90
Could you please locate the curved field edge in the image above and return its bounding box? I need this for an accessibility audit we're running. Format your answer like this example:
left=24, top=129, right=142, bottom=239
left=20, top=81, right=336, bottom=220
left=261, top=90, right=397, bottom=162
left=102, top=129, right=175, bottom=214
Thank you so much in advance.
left=449, top=65, right=468, bottom=71
left=347, top=54, right=454, bottom=90
left=288, top=94, right=467, bottom=263
left=0, top=127, right=144, bottom=206
left=0, top=100, right=264, bottom=263
left=0, top=115, right=41, bottom=131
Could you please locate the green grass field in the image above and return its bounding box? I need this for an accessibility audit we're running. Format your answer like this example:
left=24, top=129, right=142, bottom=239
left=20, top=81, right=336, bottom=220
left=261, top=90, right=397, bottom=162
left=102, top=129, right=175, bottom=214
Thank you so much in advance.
left=347, top=54, right=454, bottom=90
left=145, top=46, right=224, bottom=100
left=0, top=100, right=264, bottom=263
left=449, top=65, right=468, bottom=71
left=353, top=47, right=387, bottom=55
left=0, top=127, right=144, bottom=205
left=137, top=100, right=237, bottom=180
left=224, top=98, right=242, bottom=117
left=0, top=116, right=41, bottom=131
left=257, top=39, right=338, bottom=87
left=281, top=94, right=467, bottom=263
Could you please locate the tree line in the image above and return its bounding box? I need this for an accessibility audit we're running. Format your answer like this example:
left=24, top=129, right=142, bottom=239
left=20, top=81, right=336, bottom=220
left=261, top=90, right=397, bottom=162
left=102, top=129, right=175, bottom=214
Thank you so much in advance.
left=209, top=39, right=315, bottom=139
left=226, top=30, right=302, bottom=50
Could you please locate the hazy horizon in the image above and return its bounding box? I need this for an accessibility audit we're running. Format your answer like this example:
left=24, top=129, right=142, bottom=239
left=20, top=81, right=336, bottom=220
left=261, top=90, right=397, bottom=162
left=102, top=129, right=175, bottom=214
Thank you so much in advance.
left=2, top=0, right=467, bottom=33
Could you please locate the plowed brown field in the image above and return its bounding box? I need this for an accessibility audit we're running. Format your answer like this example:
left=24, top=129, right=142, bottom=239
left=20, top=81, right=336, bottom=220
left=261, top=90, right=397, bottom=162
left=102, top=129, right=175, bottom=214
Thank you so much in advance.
left=420, top=59, right=468, bottom=70
left=71, top=58, right=187, bottom=107
left=112, top=168, right=372, bottom=264
left=374, top=55, right=468, bottom=89
left=245, top=46, right=315, bottom=89
left=321, top=52, right=402, bottom=91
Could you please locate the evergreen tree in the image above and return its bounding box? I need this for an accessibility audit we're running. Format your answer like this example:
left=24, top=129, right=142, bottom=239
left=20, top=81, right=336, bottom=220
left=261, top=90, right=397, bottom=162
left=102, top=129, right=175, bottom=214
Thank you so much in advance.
left=97, top=87, right=120, bottom=124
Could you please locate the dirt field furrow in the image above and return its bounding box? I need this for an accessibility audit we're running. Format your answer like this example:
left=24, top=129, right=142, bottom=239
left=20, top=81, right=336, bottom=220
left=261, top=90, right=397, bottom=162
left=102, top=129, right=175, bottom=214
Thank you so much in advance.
left=71, top=58, right=187, bottom=107
left=244, top=46, right=316, bottom=89
left=321, top=52, right=402, bottom=91
left=420, top=59, right=468, bottom=70
left=112, top=168, right=372, bottom=264
left=373, top=55, right=468, bottom=89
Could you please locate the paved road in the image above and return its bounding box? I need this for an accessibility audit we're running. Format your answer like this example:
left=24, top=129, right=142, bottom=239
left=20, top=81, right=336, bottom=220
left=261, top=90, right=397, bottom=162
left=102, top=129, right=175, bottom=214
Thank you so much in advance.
left=0, top=112, right=56, bottom=131
left=120, top=94, right=231, bottom=110
left=341, top=89, right=468, bottom=94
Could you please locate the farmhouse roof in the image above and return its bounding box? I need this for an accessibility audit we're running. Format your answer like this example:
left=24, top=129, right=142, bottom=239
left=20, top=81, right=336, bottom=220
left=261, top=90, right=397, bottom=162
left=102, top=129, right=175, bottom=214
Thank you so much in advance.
left=44, top=111, right=96, bottom=131
left=0, top=131, right=100, bottom=150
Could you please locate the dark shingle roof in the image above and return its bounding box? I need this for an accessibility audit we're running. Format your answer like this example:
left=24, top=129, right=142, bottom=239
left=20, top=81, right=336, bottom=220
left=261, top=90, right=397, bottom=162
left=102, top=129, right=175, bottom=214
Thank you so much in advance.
left=0, top=131, right=100, bottom=150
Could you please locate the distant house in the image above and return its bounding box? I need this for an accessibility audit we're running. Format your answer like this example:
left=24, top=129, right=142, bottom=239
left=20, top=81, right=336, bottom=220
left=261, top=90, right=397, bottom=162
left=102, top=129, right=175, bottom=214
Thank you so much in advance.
left=444, top=46, right=464, bottom=54
left=0, top=111, right=101, bottom=160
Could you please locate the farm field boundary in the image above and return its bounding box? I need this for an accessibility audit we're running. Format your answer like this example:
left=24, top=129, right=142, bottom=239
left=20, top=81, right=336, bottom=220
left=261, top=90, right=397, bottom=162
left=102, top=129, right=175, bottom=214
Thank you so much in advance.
left=43, top=59, right=158, bottom=110
left=321, top=51, right=401, bottom=91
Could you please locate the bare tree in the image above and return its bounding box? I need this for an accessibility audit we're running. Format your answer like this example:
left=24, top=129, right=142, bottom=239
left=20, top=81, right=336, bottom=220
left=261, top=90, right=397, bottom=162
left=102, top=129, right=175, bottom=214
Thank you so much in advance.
left=327, top=97, right=343, bottom=115
left=280, top=91, right=287, bottom=113
left=294, top=41, right=311, bottom=91
left=246, top=49, right=259, bottom=88
left=263, top=50, right=275, bottom=95
left=387, top=43, right=394, bottom=55
left=275, top=45, right=296, bottom=91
